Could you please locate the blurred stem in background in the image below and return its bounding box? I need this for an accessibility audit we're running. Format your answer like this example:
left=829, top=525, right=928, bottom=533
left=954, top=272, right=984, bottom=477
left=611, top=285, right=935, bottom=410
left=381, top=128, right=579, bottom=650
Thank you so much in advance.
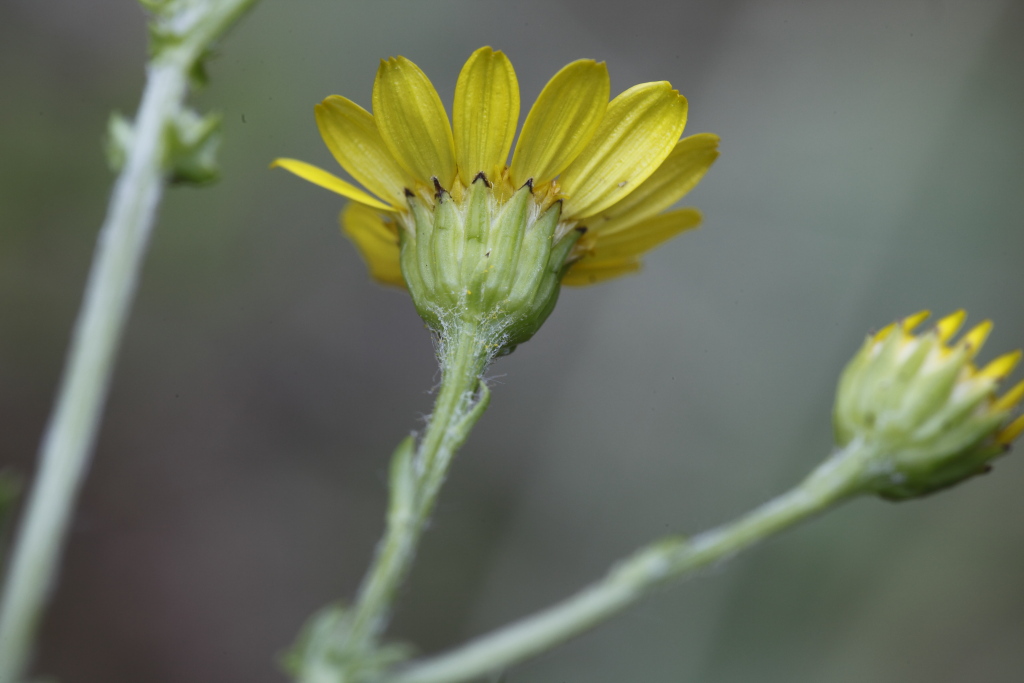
left=0, top=2, right=258, bottom=681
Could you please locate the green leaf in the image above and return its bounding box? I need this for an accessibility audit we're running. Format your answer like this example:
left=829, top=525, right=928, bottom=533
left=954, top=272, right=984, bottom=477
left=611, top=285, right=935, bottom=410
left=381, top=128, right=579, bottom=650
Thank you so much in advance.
left=166, top=107, right=222, bottom=185
left=105, top=112, right=134, bottom=173
left=387, top=436, right=418, bottom=527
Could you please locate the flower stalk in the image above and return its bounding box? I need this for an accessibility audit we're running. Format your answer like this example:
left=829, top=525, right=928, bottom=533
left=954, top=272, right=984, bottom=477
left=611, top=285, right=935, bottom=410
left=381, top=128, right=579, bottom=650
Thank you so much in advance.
left=0, top=2, right=257, bottom=680
left=347, top=321, right=494, bottom=648
left=289, top=321, right=496, bottom=682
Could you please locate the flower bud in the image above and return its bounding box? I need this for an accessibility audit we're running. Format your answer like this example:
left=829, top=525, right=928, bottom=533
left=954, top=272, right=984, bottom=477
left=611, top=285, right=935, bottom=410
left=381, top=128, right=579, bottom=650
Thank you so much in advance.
left=833, top=311, right=1024, bottom=500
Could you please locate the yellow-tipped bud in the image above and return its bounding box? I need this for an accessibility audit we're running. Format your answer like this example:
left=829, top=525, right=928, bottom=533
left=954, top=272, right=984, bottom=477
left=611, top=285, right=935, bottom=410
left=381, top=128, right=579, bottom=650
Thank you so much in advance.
left=833, top=311, right=1024, bottom=500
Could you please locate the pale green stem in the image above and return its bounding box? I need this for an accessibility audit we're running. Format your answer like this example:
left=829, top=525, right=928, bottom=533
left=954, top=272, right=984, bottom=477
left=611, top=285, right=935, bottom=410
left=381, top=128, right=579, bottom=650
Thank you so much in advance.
left=0, top=3, right=256, bottom=681
left=384, top=441, right=876, bottom=683
left=0, top=62, right=183, bottom=683
left=340, top=321, right=495, bottom=654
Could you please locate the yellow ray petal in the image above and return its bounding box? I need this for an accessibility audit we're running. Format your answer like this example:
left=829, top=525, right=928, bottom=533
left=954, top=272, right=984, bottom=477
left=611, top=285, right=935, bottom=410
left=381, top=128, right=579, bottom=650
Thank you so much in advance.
left=997, top=413, right=1024, bottom=445
left=271, top=158, right=393, bottom=210
left=341, top=203, right=405, bottom=287
left=580, top=133, right=719, bottom=236
left=509, top=59, right=610, bottom=188
left=901, top=310, right=931, bottom=332
left=453, top=47, right=520, bottom=186
left=979, top=350, right=1022, bottom=381
left=373, top=56, right=457, bottom=188
left=315, top=95, right=413, bottom=207
left=585, top=208, right=701, bottom=260
left=873, top=322, right=897, bottom=343
left=935, top=309, right=966, bottom=342
left=560, top=82, right=689, bottom=218
left=959, top=320, right=993, bottom=357
left=562, top=256, right=642, bottom=286
left=993, top=379, right=1024, bottom=412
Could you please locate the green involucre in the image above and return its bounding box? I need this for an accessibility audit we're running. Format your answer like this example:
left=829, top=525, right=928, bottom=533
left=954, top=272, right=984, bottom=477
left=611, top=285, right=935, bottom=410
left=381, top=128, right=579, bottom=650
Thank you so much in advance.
left=400, top=176, right=582, bottom=354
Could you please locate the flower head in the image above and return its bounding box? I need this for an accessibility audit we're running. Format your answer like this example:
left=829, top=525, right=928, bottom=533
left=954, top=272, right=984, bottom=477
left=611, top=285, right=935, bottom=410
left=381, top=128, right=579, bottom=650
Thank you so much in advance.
left=833, top=311, right=1024, bottom=500
left=273, top=47, right=718, bottom=351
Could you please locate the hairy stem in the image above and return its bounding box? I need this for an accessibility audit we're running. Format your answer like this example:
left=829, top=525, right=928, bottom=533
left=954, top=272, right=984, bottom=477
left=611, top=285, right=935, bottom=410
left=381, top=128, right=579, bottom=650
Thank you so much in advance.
left=0, top=3, right=257, bottom=680
left=341, top=321, right=495, bottom=654
left=384, top=442, right=875, bottom=683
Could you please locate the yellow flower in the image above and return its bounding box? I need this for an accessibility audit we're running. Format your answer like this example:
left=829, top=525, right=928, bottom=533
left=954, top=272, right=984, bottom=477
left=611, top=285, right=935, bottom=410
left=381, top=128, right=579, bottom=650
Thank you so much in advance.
left=833, top=310, right=1024, bottom=500
left=273, top=47, right=718, bottom=289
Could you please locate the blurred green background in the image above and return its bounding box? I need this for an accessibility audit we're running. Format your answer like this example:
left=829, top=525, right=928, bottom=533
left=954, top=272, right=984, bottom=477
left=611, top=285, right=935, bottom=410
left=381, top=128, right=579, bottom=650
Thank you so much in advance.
left=2, top=0, right=1024, bottom=681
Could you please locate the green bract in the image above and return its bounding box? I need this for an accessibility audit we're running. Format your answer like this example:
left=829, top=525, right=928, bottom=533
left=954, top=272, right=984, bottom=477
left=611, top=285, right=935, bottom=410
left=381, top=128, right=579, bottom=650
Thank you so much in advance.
left=400, top=177, right=583, bottom=354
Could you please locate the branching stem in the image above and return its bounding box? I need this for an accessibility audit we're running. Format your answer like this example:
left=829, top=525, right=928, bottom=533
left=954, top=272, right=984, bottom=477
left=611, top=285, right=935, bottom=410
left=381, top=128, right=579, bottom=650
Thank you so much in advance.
left=383, top=441, right=875, bottom=683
